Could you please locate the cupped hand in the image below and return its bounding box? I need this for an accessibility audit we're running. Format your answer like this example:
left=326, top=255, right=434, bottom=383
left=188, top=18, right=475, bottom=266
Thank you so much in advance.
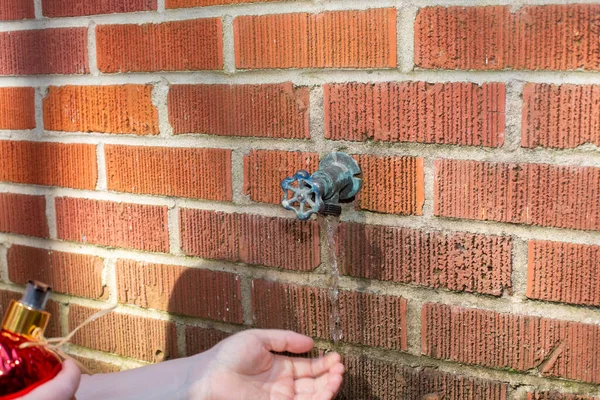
left=187, top=329, right=344, bottom=400
left=22, top=358, right=81, bottom=400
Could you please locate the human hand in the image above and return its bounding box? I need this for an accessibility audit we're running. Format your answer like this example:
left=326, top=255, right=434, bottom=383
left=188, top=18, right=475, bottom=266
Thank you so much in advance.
left=186, top=329, right=344, bottom=400
left=22, top=358, right=81, bottom=400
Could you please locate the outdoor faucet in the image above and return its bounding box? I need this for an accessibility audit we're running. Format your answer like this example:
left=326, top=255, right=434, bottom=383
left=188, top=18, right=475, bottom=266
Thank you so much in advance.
left=281, top=152, right=362, bottom=220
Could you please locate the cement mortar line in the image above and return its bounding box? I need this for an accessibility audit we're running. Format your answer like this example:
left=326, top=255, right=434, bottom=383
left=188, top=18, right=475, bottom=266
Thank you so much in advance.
left=0, top=246, right=8, bottom=284
left=65, top=344, right=148, bottom=370
left=95, top=143, right=107, bottom=191
left=396, top=5, right=417, bottom=73
left=45, top=194, right=58, bottom=239
left=4, top=69, right=600, bottom=86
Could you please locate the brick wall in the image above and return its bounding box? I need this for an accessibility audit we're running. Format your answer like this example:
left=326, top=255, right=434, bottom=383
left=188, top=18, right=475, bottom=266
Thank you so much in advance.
left=0, top=1, right=599, bottom=398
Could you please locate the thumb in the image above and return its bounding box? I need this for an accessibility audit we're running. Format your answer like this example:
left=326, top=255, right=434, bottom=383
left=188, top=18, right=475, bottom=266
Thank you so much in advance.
left=248, top=329, right=315, bottom=354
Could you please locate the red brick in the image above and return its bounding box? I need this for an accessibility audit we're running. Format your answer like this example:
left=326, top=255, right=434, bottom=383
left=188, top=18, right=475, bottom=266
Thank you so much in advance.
left=422, top=303, right=600, bottom=384
left=116, top=260, right=242, bottom=323
left=167, top=0, right=278, bottom=8
left=234, top=9, right=397, bottom=69
left=527, top=240, right=600, bottom=307
left=43, top=85, right=158, bottom=135
left=415, top=5, right=600, bottom=71
left=69, top=304, right=177, bottom=362
left=180, top=210, right=319, bottom=271
left=105, top=146, right=232, bottom=201
left=185, top=327, right=230, bottom=356
left=96, top=19, right=222, bottom=73
left=69, top=355, right=120, bottom=374
left=42, top=0, right=156, bottom=17
left=341, top=354, right=509, bottom=400
left=434, top=160, right=600, bottom=231
left=338, top=223, right=512, bottom=296
left=168, top=83, right=309, bottom=138
left=522, top=84, right=600, bottom=149
left=354, top=155, right=424, bottom=215
left=0, top=290, right=60, bottom=337
left=7, top=245, right=105, bottom=299
left=528, top=393, right=599, bottom=400
left=325, top=82, right=505, bottom=147
left=0, top=87, right=35, bottom=130
left=244, top=150, right=318, bottom=204
left=0, top=0, right=34, bottom=20
left=0, top=193, right=48, bottom=238
left=0, top=141, right=97, bottom=189
left=252, top=280, right=407, bottom=350
left=0, top=28, right=88, bottom=75
left=55, top=198, right=169, bottom=252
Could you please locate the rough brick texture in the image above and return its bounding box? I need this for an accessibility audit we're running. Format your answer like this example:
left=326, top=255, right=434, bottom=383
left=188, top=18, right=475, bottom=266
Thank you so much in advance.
left=7, top=245, right=105, bottom=299
left=337, top=222, right=512, bottom=296
left=70, top=355, right=120, bottom=374
left=234, top=9, right=397, bottom=69
left=434, top=160, right=600, bottom=231
left=180, top=210, right=319, bottom=271
left=42, top=0, right=156, bottom=17
left=55, top=198, right=169, bottom=252
left=415, top=5, right=600, bottom=71
left=354, top=155, right=424, bottom=215
left=522, top=84, right=600, bottom=149
left=0, top=0, right=34, bottom=20
left=527, top=240, right=600, bottom=307
left=0, top=87, right=35, bottom=130
left=0, top=141, right=97, bottom=189
left=244, top=150, right=319, bottom=204
left=0, top=28, right=88, bottom=75
left=116, top=260, right=242, bottom=323
left=96, top=19, right=223, bottom=73
left=105, top=146, right=232, bottom=201
left=325, top=82, right=505, bottom=147
left=528, top=393, right=599, bottom=400
left=0, top=193, right=48, bottom=238
left=69, top=304, right=177, bottom=362
left=252, top=280, right=407, bottom=350
left=340, top=355, right=509, bottom=400
left=185, top=327, right=230, bottom=356
left=43, top=85, right=158, bottom=135
left=168, top=83, right=309, bottom=138
left=167, top=0, right=278, bottom=8
left=422, top=303, right=600, bottom=384
left=0, top=290, right=60, bottom=337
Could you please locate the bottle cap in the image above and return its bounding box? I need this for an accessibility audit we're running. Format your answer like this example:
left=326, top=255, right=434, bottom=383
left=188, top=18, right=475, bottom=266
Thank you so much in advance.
left=20, top=280, right=52, bottom=311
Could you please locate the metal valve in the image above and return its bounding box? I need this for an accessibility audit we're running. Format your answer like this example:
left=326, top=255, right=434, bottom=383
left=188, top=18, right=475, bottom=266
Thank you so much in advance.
left=281, top=152, right=362, bottom=221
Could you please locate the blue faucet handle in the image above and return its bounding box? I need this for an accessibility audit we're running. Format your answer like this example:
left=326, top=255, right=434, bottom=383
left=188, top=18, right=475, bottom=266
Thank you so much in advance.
left=281, top=170, right=324, bottom=221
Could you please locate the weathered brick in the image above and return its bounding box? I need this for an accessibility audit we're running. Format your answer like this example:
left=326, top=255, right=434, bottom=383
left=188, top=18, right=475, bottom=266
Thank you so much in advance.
left=42, top=0, right=156, bottom=17
left=415, top=5, right=600, bottom=71
left=354, top=155, right=424, bottom=215
left=116, top=260, right=242, bottom=323
left=0, top=87, right=35, bottom=130
left=0, top=0, right=34, bottom=20
left=422, top=303, right=600, bottom=384
left=180, top=210, right=319, bottom=271
left=341, top=354, right=509, bottom=400
left=527, top=240, right=600, bottom=307
left=96, top=19, right=222, bottom=73
left=434, top=160, right=600, bottom=231
left=325, top=82, right=505, bottom=147
left=69, top=304, right=177, bottom=362
left=0, top=193, right=48, bottom=238
left=234, top=9, right=397, bottom=69
left=252, top=280, right=407, bottom=350
left=69, top=355, right=120, bottom=374
left=338, top=223, right=512, bottom=296
left=0, top=141, right=97, bottom=189
left=55, top=198, right=169, bottom=252
left=0, top=28, right=88, bottom=75
left=7, top=245, right=105, bottom=299
left=244, top=150, right=319, bottom=204
left=0, top=290, right=60, bottom=337
left=522, top=84, right=600, bottom=149
left=528, top=393, right=599, bottom=400
left=168, top=83, right=309, bottom=138
left=105, top=146, right=232, bottom=201
left=167, top=0, right=279, bottom=8
left=185, top=327, right=230, bottom=356
left=43, top=85, right=158, bottom=135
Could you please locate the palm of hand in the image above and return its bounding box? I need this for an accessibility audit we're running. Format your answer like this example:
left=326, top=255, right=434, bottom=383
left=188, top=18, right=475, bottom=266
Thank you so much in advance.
left=188, top=330, right=344, bottom=400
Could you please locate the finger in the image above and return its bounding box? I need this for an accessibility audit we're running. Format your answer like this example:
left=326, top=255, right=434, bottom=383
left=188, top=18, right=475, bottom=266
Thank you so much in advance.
left=248, top=329, right=314, bottom=354
left=294, top=364, right=344, bottom=395
left=289, top=352, right=342, bottom=379
left=23, top=358, right=81, bottom=400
